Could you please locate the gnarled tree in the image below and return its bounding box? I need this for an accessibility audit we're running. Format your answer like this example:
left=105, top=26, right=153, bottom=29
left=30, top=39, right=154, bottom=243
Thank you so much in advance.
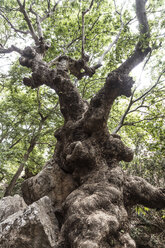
left=0, top=0, right=165, bottom=247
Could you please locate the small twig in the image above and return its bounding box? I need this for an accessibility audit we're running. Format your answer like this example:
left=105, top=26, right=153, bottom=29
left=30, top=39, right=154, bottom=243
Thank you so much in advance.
left=124, top=115, right=165, bottom=126
left=9, top=138, right=22, bottom=149
left=47, top=0, right=50, bottom=12
left=48, top=55, right=62, bottom=66
left=112, top=69, right=165, bottom=133
left=81, top=0, right=94, bottom=58
left=96, top=0, right=126, bottom=67
left=0, top=12, right=29, bottom=35
left=132, top=69, right=165, bottom=104
left=136, top=50, right=152, bottom=87
left=41, top=0, right=62, bottom=22
left=112, top=94, right=134, bottom=134
left=30, top=5, right=43, bottom=39
left=66, top=36, right=81, bottom=49
left=37, top=88, right=42, bottom=116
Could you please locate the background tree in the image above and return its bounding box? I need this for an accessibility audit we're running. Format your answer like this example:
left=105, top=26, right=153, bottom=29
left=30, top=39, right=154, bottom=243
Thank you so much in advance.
left=0, top=0, right=165, bottom=247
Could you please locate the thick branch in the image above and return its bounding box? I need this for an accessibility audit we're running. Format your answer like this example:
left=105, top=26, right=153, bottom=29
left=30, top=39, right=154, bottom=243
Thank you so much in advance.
left=49, top=55, right=96, bottom=79
left=118, top=0, right=150, bottom=74
left=0, top=45, right=23, bottom=55
left=85, top=0, right=150, bottom=132
left=84, top=71, right=134, bottom=132
left=19, top=49, right=86, bottom=121
left=124, top=176, right=165, bottom=210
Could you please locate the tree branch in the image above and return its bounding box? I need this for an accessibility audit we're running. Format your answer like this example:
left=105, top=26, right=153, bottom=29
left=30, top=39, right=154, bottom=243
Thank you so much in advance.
left=17, top=0, right=39, bottom=45
left=4, top=137, right=37, bottom=197
left=19, top=49, right=86, bottom=121
left=0, top=45, right=23, bottom=54
left=132, top=69, right=165, bottom=104
left=117, top=0, right=150, bottom=74
left=29, top=5, right=43, bottom=39
left=40, top=0, right=62, bottom=22
left=124, top=176, right=165, bottom=210
left=0, top=11, right=29, bottom=35
left=96, top=1, right=125, bottom=67
left=81, top=0, right=94, bottom=58
left=112, top=69, right=165, bottom=133
left=112, top=94, right=134, bottom=134
left=84, top=0, right=150, bottom=132
left=124, top=115, right=165, bottom=126
left=9, top=137, right=22, bottom=149
left=4, top=111, right=48, bottom=197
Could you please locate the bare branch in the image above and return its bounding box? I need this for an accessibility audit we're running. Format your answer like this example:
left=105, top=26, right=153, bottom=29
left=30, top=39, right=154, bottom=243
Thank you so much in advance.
left=9, top=138, right=22, bottom=149
left=136, top=49, right=152, bottom=84
left=0, top=12, right=29, bottom=35
left=0, top=45, right=23, bottom=55
left=29, top=5, right=43, bottom=39
left=17, top=0, right=39, bottom=45
left=52, top=0, right=62, bottom=12
left=112, top=69, right=165, bottom=133
left=112, top=94, right=134, bottom=134
left=47, top=0, right=50, bottom=12
left=41, top=0, right=62, bottom=22
left=97, top=17, right=124, bottom=66
left=124, top=115, right=165, bottom=126
left=93, top=0, right=128, bottom=69
left=96, top=0, right=125, bottom=66
left=132, top=69, right=165, bottom=104
left=67, top=36, right=81, bottom=49
left=82, top=0, right=94, bottom=58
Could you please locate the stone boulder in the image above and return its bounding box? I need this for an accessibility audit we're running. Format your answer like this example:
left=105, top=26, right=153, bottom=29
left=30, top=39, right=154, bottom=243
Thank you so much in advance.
left=0, top=196, right=59, bottom=248
left=0, top=194, right=27, bottom=222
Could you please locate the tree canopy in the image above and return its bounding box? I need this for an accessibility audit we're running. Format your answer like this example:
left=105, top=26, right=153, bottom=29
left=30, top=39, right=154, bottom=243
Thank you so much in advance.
left=0, top=0, right=165, bottom=247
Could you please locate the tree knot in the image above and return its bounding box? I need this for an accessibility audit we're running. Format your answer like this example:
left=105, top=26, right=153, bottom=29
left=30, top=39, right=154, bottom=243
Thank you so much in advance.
left=106, top=71, right=135, bottom=97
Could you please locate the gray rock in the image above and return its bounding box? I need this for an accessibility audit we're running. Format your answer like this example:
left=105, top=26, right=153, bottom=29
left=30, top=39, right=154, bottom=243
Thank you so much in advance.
left=0, top=194, right=27, bottom=222
left=0, top=196, right=59, bottom=248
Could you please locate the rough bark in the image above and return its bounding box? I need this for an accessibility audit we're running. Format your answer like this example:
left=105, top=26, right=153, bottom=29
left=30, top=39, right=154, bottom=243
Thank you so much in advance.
left=22, top=159, right=76, bottom=208
left=0, top=0, right=165, bottom=247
